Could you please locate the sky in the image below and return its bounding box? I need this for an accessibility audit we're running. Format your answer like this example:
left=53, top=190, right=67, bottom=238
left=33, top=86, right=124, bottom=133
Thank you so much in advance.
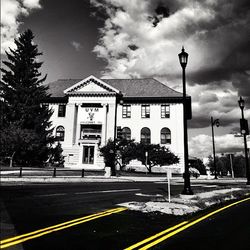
left=1, top=0, right=250, bottom=158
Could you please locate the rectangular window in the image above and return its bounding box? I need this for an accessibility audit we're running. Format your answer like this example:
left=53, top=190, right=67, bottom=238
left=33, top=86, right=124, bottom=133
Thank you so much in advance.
left=161, top=104, right=170, bottom=118
left=58, top=104, right=66, bottom=117
left=141, top=105, right=150, bottom=118
left=122, top=105, right=131, bottom=118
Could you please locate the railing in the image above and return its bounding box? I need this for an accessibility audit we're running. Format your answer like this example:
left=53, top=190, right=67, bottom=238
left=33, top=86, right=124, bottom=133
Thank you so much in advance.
left=0, top=167, right=106, bottom=178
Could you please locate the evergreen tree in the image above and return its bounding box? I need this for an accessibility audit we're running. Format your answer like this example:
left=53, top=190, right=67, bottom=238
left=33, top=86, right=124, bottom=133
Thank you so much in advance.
left=0, top=29, right=54, bottom=167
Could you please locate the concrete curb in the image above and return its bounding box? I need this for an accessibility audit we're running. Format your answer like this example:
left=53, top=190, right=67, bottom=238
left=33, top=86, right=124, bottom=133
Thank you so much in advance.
left=0, top=176, right=247, bottom=185
left=0, top=176, right=134, bottom=183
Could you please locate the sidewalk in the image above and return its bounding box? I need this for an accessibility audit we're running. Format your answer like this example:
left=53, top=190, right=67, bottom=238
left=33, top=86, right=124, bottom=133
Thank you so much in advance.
left=0, top=175, right=171, bottom=183
left=0, top=174, right=248, bottom=185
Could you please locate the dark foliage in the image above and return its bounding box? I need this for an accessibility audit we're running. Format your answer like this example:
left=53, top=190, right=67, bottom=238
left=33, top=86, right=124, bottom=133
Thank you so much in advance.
left=189, top=158, right=207, bottom=175
left=208, top=154, right=248, bottom=177
left=134, top=142, right=179, bottom=173
left=99, top=139, right=115, bottom=169
left=0, top=29, right=56, bottom=167
left=99, top=140, right=179, bottom=174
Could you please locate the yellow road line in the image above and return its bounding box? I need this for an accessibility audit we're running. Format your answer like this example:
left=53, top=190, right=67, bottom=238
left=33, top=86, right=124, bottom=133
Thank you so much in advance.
left=124, top=221, right=188, bottom=250
left=1, top=207, right=120, bottom=244
left=0, top=207, right=127, bottom=249
left=138, top=197, right=250, bottom=250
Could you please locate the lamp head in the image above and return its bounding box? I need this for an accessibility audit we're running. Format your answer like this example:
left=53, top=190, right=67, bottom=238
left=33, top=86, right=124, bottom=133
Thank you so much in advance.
left=178, top=46, right=188, bottom=68
left=238, top=96, right=245, bottom=110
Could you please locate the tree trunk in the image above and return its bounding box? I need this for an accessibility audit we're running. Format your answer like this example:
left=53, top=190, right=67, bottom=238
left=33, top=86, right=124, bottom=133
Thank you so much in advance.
left=147, top=165, right=152, bottom=174
left=9, top=151, right=16, bottom=168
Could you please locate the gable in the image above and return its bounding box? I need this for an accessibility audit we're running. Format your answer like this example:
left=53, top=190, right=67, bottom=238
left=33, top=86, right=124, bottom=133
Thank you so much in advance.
left=64, top=75, right=120, bottom=95
left=75, top=81, right=109, bottom=92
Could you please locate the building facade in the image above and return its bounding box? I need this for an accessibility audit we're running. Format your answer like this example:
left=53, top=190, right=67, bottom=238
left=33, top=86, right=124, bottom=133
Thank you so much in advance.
left=45, top=75, right=191, bottom=173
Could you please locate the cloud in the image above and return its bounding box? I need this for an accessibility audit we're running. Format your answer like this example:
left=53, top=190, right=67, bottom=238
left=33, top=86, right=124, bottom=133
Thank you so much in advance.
left=1, top=0, right=41, bottom=54
left=70, top=41, right=82, bottom=51
left=187, top=82, right=248, bottom=128
left=22, top=0, right=41, bottom=9
left=91, top=0, right=250, bottom=132
left=189, top=133, right=248, bottom=158
left=91, top=0, right=250, bottom=79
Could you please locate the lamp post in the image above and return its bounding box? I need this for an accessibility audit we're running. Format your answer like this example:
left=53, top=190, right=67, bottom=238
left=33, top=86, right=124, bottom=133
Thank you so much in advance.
left=178, top=47, right=193, bottom=195
left=211, top=117, right=220, bottom=179
left=238, top=96, right=250, bottom=185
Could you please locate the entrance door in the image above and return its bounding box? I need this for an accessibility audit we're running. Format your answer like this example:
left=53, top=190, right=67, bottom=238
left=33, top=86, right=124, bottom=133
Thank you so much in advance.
left=82, top=146, right=94, bottom=164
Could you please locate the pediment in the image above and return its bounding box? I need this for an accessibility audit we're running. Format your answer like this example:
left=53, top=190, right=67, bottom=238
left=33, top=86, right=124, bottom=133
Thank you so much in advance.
left=64, top=75, right=120, bottom=95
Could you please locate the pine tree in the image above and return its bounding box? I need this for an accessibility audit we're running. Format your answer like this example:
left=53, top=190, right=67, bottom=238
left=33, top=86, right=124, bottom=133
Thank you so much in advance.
left=0, top=29, right=55, bottom=167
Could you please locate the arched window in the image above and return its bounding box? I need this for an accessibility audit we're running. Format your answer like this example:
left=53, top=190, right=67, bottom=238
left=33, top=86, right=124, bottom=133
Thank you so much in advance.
left=56, top=126, right=65, bottom=141
left=141, top=127, right=151, bottom=144
left=161, top=127, right=171, bottom=144
left=122, top=127, right=131, bottom=140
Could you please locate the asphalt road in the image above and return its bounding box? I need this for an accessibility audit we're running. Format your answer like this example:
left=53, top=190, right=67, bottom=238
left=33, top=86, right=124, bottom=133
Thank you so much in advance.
left=153, top=198, right=250, bottom=250
left=1, top=182, right=249, bottom=250
left=0, top=182, right=179, bottom=234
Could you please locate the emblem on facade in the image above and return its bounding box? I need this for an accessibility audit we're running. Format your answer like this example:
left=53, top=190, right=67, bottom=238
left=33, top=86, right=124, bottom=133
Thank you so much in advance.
left=88, top=112, right=95, bottom=121
left=84, top=108, right=100, bottom=123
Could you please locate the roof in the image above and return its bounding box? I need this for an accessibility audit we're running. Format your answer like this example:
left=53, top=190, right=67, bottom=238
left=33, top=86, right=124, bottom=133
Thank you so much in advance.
left=47, top=79, right=82, bottom=97
left=46, top=77, right=183, bottom=98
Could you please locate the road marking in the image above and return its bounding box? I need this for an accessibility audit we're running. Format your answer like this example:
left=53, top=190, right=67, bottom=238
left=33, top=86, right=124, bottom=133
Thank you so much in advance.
left=191, top=184, right=218, bottom=188
left=154, top=182, right=181, bottom=185
left=75, top=188, right=140, bottom=195
left=135, top=193, right=163, bottom=197
left=124, top=221, right=188, bottom=250
left=125, top=196, right=250, bottom=250
left=0, top=207, right=127, bottom=249
left=35, top=193, right=67, bottom=197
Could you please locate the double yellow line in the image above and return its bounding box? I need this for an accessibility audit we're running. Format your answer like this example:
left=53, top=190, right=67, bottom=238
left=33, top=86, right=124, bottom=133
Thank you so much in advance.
left=125, top=196, right=250, bottom=250
left=0, top=207, right=127, bottom=249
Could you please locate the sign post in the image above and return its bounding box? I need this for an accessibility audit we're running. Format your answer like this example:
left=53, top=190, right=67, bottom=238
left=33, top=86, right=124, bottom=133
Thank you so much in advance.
left=229, top=154, right=234, bottom=179
left=166, top=168, right=172, bottom=203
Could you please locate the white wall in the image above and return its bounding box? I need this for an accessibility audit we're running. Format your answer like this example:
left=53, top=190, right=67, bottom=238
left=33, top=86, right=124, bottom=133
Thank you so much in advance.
left=49, top=100, right=185, bottom=172
left=117, top=103, right=185, bottom=171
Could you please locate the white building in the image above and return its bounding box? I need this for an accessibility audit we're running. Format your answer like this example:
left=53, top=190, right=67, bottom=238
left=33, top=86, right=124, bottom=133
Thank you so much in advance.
left=45, top=75, right=191, bottom=173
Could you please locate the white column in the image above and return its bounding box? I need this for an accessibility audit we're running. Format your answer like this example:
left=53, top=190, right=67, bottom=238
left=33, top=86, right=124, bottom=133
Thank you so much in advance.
left=72, top=104, right=79, bottom=144
left=101, top=104, right=108, bottom=145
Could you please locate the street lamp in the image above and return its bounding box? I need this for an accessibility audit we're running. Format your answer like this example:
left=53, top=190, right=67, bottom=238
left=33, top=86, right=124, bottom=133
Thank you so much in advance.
left=178, top=46, right=193, bottom=195
left=211, top=117, right=220, bottom=179
left=238, top=96, right=250, bottom=185
left=112, top=95, right=123, bottom=176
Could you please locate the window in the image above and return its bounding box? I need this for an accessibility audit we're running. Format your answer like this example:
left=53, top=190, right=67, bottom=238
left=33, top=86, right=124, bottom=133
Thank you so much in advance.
left=122, top=105, right=131, bottom=118
left=122, top=127, right=131, bottom=140
left=80, top=125, right=102, bottom=140
left=141, top=105, right=150, bottom=118
left=141, top=127, right=151, bottom=144
left=56, top=126, right=65, bottom=141
left=58, top=104, right=66, bottom=117
left=161, top=104, right=170, bottom=118
left=161, top=127, right=171, bottom=144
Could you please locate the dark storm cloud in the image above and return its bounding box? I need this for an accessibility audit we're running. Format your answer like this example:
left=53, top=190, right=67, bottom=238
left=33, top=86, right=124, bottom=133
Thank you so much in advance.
left=186, top=0, right=250, bottom=100
left=232, top=72, right=250, bottom=106
left=199, top=93, right=218, bottom=105
left=188, top=116, right=210, bottom=129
